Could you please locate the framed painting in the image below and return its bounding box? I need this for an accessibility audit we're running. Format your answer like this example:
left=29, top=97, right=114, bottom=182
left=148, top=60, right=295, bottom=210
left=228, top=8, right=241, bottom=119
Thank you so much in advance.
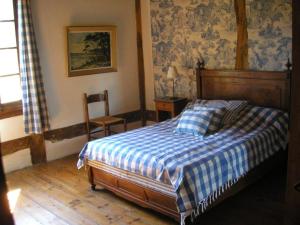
left=67, top=26, right=117, bottom=77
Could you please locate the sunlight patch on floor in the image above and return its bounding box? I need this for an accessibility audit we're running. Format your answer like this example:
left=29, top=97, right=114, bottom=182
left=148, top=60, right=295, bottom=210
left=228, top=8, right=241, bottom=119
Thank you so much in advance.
left=7, top=188, right=21, bottom=213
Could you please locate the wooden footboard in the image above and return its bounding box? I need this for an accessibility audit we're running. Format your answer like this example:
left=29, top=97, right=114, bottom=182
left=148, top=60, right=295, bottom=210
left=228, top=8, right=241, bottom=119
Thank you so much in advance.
left=87, top=163, right=180, bottom=221
left=86, top=150, right=286, bottom=222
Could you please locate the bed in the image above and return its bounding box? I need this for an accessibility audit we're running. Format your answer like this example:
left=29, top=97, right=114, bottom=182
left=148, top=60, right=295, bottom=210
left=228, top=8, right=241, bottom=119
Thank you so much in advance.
left=78, top=62, right=291, bottom=224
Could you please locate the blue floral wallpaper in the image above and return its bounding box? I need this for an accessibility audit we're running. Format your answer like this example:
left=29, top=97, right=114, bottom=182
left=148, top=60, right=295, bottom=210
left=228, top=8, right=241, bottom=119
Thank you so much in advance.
left=247, top=0, right=292, bottom=70
left=150, top=0, right=292, bottom=99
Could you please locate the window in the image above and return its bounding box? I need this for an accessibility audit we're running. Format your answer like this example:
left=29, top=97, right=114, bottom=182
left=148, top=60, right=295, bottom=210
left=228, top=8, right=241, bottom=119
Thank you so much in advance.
left=0, top=0, right=22, bottom=119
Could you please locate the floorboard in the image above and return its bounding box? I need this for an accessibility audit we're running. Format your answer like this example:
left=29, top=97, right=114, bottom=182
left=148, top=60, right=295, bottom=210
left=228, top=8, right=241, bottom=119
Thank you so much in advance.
left=6, top=155, right=287, bottom=225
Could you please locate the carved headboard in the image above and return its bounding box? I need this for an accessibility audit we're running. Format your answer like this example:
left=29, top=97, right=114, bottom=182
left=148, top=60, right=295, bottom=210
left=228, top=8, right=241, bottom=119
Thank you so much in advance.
left=196, top=64, right=291, bottom=111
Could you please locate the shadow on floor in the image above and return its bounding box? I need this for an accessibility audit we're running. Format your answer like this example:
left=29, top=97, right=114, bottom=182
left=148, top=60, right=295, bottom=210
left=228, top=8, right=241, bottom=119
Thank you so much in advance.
left=185, top=166, right=288, bottom=225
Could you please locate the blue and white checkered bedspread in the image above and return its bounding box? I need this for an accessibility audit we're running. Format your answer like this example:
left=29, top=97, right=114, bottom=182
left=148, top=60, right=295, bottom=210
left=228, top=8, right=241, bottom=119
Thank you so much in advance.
left=78, top=106, right=288, bottom=220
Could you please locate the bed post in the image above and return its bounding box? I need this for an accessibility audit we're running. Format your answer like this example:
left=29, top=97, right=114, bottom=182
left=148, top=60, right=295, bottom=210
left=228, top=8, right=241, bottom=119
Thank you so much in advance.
left=286, top=58, right=292, bottom=119
left=196, top=58, right=205, bottom=99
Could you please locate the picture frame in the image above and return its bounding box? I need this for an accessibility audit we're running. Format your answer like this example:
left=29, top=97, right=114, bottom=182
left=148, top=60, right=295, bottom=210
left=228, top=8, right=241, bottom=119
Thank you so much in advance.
left=67, top=26, right=117, bottom=77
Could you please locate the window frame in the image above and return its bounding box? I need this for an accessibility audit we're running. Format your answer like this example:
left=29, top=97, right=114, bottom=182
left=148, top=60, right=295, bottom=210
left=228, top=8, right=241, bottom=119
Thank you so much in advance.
left=0, top=0, right=22, bottom=119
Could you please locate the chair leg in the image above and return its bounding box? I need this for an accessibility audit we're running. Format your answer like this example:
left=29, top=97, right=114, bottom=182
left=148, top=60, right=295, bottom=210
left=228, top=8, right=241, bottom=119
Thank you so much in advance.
left=87, top=130, right=91, bottom=141
left=124, top=120, right=127, bottom=132
left=86, top=123, right=91, bottom=141
left=104, top=125, right=107, bottom=137
left=108, top=125, right=111, bottom=136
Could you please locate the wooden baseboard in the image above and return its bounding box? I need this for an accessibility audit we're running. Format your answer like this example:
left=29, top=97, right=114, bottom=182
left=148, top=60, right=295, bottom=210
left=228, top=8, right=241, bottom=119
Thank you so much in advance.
left=44, top=110, right=141, bottom=142
left=0, top=136, right=30, bottom=156
left=44, top=123, right=87, bottom=143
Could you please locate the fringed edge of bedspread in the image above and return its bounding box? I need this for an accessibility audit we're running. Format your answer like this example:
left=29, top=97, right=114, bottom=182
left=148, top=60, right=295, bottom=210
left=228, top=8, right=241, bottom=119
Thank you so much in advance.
left=180, top=175, right=244, bottom=225
left=77, top=159, right=84, bottom=169
left=77, top=157, right=89, bottom=170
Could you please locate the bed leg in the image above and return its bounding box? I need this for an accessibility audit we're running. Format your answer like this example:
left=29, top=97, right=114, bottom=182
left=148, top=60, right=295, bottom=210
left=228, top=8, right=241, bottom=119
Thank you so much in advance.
left=88, top=166, right=96, bottom=191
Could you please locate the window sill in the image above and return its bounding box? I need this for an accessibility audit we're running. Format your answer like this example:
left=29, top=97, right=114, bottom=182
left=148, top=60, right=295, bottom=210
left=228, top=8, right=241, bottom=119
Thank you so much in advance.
left=0, top=101, right=22, bottom=120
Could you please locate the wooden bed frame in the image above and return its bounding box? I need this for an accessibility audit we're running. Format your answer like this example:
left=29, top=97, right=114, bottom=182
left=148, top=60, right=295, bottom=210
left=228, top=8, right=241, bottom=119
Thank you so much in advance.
left=86, top=62, right=291, bottom=223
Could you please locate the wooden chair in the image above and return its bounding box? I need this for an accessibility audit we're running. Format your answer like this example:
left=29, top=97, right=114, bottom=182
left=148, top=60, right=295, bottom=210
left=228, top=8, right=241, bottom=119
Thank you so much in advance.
left=83, top=90, right=127, bottom=141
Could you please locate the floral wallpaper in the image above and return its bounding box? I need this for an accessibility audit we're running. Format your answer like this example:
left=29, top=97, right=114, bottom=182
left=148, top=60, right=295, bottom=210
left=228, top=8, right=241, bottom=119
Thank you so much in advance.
left=150, top=0, right=292, bottom=98
left=247, top=0, right=292, bottom=70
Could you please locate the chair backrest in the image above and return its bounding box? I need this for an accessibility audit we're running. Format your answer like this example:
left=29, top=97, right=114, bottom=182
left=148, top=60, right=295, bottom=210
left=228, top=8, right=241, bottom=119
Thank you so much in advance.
left=83, top=90, right=110, bottom=124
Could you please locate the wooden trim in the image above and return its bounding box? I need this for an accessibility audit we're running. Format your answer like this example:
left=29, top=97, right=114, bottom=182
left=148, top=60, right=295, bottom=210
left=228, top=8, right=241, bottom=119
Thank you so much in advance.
left=29, top=134, right=46, bottom=164
left=44, top=123, right=87, bottom=143
left=83, top=93, right=90, bottom=141
left=0, top=47, right=18, bottom=51
left=0, top=73, right=20, bottom=78
left=44, top=110, right=141, bottom=143
left=1, top=134, right=47, bottom=165
left=234, top=0, right=249, bottom=69
left=196, top=59, right=204, bottom=99
left=0, top=20, right=14, bottom=22
left=0, top=101, right=22, bottom=120
left=135, top=0, right=146, bottom=126
left=1, top=136, right=30, bottom=156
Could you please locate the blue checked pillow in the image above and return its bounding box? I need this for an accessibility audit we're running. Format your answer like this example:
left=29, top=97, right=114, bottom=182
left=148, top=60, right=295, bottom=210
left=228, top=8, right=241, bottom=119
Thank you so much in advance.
left=194, top=100, right=248, bottom=125
left=175, top=108, right=226, bottom=136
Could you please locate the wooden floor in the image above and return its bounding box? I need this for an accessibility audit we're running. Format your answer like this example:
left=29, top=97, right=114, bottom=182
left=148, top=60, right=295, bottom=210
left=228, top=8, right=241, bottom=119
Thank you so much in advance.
left=6, top=155, right=288, bottom=225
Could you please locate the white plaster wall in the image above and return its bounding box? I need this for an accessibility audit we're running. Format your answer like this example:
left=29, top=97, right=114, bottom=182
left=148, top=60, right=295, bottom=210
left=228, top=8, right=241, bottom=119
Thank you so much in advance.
left=0, top=117, right=32, bottom=173
left=32, top=0, right=140, bottom=128
left=0, top=116, right=25, bottom=142
left=141, top=0, right=155, bottom=111
left=46, top=136, right=87, bottom=162
left=1, top=0, right=141, bottom=173
left=2, top=149, right=32, bottom=173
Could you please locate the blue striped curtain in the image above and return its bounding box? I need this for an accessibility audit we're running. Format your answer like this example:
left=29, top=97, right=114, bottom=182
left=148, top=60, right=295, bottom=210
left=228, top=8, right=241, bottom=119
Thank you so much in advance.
left=18, top=0, right=50, bottom=134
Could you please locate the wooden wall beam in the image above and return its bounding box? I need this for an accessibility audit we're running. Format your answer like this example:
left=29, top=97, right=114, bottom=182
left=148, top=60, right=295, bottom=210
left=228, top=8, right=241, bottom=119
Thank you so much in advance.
left=0, top=101, right=22, bottom=120
left=1, top=135, right=46, bottom=164
left=234, top=0, right=249, bottom=70
left=1, top=136, right=30, bottom=156
left=135, top=0, right=146, bottom=126
left=44, top=110, right=141, bottom=142
left=44, top=123, right=87, bottom=143
left=30, top=134, right=46, bottom=164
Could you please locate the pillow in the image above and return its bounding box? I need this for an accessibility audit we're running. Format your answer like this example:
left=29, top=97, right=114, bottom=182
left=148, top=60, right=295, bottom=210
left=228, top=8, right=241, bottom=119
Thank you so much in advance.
left=175, top=108, right=226, bottom=136
left=193, top=100, right=248, bottom=125
left=181, top=99, right=198, bottom=112
left=199, top=107, right=226, bottom=134
left=178, top=99, right=204, bottom=117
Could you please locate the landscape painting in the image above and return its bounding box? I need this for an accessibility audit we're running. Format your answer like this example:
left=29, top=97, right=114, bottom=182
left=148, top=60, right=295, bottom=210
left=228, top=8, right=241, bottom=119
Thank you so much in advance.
left=67, top=26, right=117, bottom=77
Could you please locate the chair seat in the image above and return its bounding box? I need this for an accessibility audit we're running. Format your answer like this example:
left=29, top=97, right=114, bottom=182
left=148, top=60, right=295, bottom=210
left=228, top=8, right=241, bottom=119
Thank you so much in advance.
left=90, top=116, right=124, bottom=126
